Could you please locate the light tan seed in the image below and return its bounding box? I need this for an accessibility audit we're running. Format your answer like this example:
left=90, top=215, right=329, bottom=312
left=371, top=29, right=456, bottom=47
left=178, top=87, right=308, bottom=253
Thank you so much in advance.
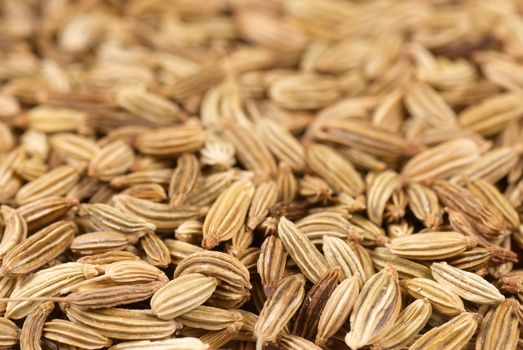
left=108, top=338, right=208, bottom=350
left=278, top=334, right=323, bottom=350
left=278, top=216, right=328, bottom=283
left=15, top=165, right=80, bottom=205
left=372, top=298, right=432, bottom=350
left=89, top=140, right=134, bottom=181
left=112, top=194, right=200, bottom=233
left=475, top=298, right=519, bottom=350
left=316, top=274, right=360, bottom=346
left=104, top=260, right=168, bottom=284
left=255, top=274, right=306, bottom=350
left=110, top=169, right=173, bottom=189
left=76, top=251, right=140, bottom=267
left=247, top=180, right=278, bottom=231
left=402, top=278, right=465, bottom=316
left=257, top=236, right=287, bottom=298
left=151, top=273, right=217, bottom=320
left=135, top=126, right=206, bottom=157
left=459, top=93, right=523, bottom=136
left=388, top=231, right=477, bottom=260
left=16, top=197, right=79, bottom=232
left=115, top=88, right=185, bottom=124
left=0, top=205, right=27, bottom=257
left=169, top=153, right=200, bottom=208
left=323, top=236, right=370, bottom=282
left=431, top=262, right=504, bottom=304
left=6, top=262, right=98, bottom=319
left=64, top=306, right=179, bottom=340
left=122, top=183, right=167, bottom=202
left=467, top=179, right=520, bottom=231
left=306, top=143, right=364, bottom=197
left=80, top=203, right=155, bottom=242
left=43, top=319, right=112, bottom=349
left=71, top=231, right=128, bottom=255
left=186, top=169, right=237, bottom=207
left=0, top=220, right=77, bottom=278
left=255, top=118, right=305, bottom=171
left=299, top=175, right=333, bottom=204
left=64, top=281, right=164, bottom=309
left=50, top=133, right=100, bottom=163
left=409, top=312, right=480, bottom=350
left=371, top=247, right=432, bottom=280
left=20, top=301, right=54, bottom=350
left=202, top=180, right=254, bottom=249
left=220, top=120, right=277, bottom=180
left=174, top=251, right=251, bottom=289
left=406, top=184, right=442, bottom=230
left=164, top=240, right=204, bottom=264
left=366, top=170, right=400, bottom=226
left=404, top=81, right=459, bottom=129
left=457, top=147, right=519, bottom=184
left=0, top=317, right=19, bottom=349
left=276, top=162, right=298, bottom=202
left=401, top=138, right=480, bottom=183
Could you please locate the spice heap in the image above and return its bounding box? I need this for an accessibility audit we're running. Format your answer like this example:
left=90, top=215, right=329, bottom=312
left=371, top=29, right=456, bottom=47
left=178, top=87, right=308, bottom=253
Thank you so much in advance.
left=1, top=0, right=523, bottom=349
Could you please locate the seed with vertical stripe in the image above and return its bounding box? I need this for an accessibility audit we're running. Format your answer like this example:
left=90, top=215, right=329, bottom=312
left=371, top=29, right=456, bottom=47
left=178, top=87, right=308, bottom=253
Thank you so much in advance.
left=345, top=265, right=402, bottom=349
left=169, top=153, right=200, bottom=208
left=43, top=319, right=112, bottom=349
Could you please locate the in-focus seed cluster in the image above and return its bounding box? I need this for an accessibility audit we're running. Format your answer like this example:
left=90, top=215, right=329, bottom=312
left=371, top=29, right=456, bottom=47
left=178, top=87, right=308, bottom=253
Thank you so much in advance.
left=0, top=1, right=523, bottom=350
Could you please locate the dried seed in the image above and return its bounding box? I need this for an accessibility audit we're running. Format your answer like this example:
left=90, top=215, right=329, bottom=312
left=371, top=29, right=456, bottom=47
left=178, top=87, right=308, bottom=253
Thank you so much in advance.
left=409, top=312, right=480, bottom=350
left=20, top=301, right=54, bottom=350
left=402, top=278, right=465, bottom=316
left=323, top=236, right=370, bottom=282
left=257, top=236, right=287, bottom=298
left=278, top=217, right=328, bottom=283
left=43, top=319, right=112, bottom=349
left=388, top=231, right=477, bottom=260
left=255, top=274, right=306, bottom=349
left=108, top=338, right=208, bottom=350
left=135, top=126, right=206, bottom=157
left=71, top=231, right=128, bottom=255
left=345, top=265, right=402, bottom=350
left=0, top=317, right=19, bottom=349
left=0, top=220, right=77, bottom=278
left=247, top=180, right=278, bottom=231
left=151, top=273, right=217, bottom=320
left=202, top=180, right=254, bottom=249
left=476, top=298, right=519, bottom=350
left=89, top=140, right=134, bottom=181
left=431, top=262, right=505, bottom=304
left=406, top=184, right=442, bottom=230
left=169, top=153, right=200, bottom=208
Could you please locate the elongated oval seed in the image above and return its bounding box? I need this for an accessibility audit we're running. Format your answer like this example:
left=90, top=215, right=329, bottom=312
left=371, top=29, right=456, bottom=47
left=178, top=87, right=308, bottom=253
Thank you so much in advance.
left=151, top=273, right=217, bottom=320
left=177, top=305, right=243, bottom=330
left=431, top=262, right=505, bottom=304
left=6, top=262, right=99, bottom=319
left=367, top=170, right=399, bottom=225
left=65, top=306, right=179, bottom=340
left=257, top=235, right=287, bottom=298
left=406, top=184, right=442, bottom=229
left=371, top=247, right=432, bottom=279
left=0, top=220, right=77, bottom=278
left=15, top=165, right=80, bottom=205
left=370, top=298, right=432, bottom=350
left=409, top=312, right=480, bottom=350
left=169, top=153, right=200, bottom=207
left=174, top=251, right=251, bottom=289
left=0, top=205, right=27, bottom=257
left=255, top=274, right=306, bottom=350
left=306, top=143, right=364, bottom=197
left=388, top=231, right=477, bottom=260
left=20, top=301, right=54, bottom=350
left=107, top=338, right=208, bottom=350
left=0, top=317, right=19, bottom=349
left=71, top=231, right=129, bottom=255
left=278, top=217, right=328, bottom=283
left=247, top=180, right=278, bottom=231
left=402, top=278, right=465, bottom=316
left=16, top=196, right=78, bottom=232
left=323, top=236, right=368, bottom=282
left=316, top=274, right=360, bottom=346
left=135, top=126, right=206, bottom=157
left=43, top=319, right=112, bottom=349
left=89, top=140, right=134, bottom=181
left=475, top=298, right=519, bottom=350
left=345, top=265, right=402, bottom=349
left=401, top=138, right=480, bottom=183
left=112, top=194, right=201, bottom=233
left=202, top=180, right=255, bottom=249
